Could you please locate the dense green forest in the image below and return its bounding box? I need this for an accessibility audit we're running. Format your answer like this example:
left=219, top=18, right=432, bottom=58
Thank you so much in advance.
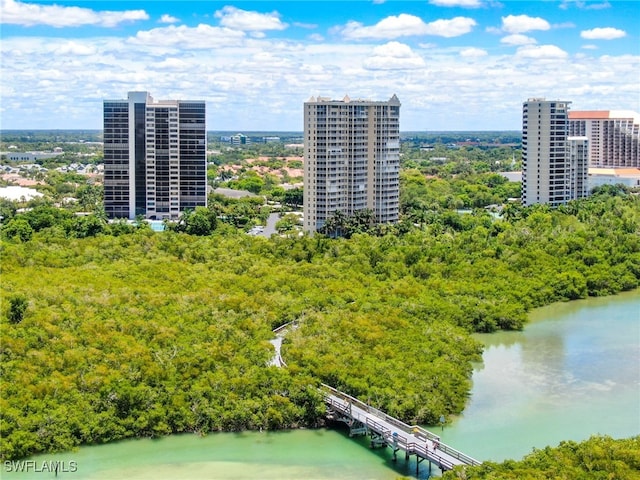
left=1, top=189, right=639, bottom=462
left=443, top=435, right=640, bottom=479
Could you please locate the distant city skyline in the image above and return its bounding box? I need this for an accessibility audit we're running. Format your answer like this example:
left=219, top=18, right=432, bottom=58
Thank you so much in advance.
left=1, top=0, right=638, bottom=131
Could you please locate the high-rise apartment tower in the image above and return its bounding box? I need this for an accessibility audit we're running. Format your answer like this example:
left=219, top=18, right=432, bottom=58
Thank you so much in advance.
left=522, top=98, right=589, bottom=206
left=103, top=91, right=207, bottom=220
left=303, top=95, right=400, bottom=233
left=569, top=110, right=640, bottom=167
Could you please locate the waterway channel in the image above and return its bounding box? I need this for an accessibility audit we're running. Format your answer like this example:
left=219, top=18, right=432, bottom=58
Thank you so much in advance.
left=6, top=290, right=639, bottom=479
left=439, top=288, right=640, bottom=462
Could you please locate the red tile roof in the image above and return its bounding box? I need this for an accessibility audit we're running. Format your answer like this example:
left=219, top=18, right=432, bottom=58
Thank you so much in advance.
left=569, top=111, right=610, bottom=119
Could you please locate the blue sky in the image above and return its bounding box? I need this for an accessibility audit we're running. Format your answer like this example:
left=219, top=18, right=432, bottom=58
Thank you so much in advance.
left=1, top=0, right=638, bottom=131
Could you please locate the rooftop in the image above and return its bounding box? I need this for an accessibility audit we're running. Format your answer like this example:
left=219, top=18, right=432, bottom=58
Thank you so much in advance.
left=570, top=110, right=640, bottom=123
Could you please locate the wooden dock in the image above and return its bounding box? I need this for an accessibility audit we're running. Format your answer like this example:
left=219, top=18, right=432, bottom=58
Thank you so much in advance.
left=322, top=384, right=481, bottom=474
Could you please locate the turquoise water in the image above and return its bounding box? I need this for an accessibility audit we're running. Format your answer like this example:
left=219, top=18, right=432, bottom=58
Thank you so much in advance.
left=2, top=430, right=417, bottom=480
left=5, top=290, right=639, bottom=479
left=147, top=221, right=165, bottom=232
left=440, top=289, right=640, bottom=461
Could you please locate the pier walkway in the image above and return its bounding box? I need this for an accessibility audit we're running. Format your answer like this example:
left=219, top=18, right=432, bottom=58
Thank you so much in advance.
left=321, top=384, right=481, bottom=474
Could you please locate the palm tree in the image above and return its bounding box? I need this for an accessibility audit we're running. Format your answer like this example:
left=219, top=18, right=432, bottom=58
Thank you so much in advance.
left=321, top=210, right=348, bottom=238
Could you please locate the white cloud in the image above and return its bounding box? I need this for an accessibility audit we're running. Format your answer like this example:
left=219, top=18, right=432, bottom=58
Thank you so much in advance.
left=308, top=33, right=325, bottom=42
left=241, top=51, right=295, bottom=70
left=459, top=47, right=487, bottom=57
left=55, top=41, right=96, bottom=56
left=583, top=1, right=611, bottom=9
left=581, top=44, right=598, bottom=50
left=363, top=41, right=426, bottom=70
left=516, top=44, right=568, bottom=59
left=337, top=15, right=425, bottom=39
left=427, top=17, right=477, bottom=37
left=129, top=24, right=246, bottom=49
left=501, top=15, right=551, bottom=34
left=155, top=58, right=189, bottom=70
left=300, top=64, right=326, bottom=75
left=0, top=0, right=148, bottom=27
left=501, top=34, right=537, bottom=46
left=338, top=14, right=476, bottom=39
left=214, top=6, right=287, bottom=32
left=293, top=22, right=317, bottom=29
left=560, top=0, right=611, bottom=10
left=581, top=27, right=626, bottom=40
left=0, top=10, right=637, bottom=131
left=429, top=0, right=483, bottom=7
left=159, top=14, right=180, bottom=24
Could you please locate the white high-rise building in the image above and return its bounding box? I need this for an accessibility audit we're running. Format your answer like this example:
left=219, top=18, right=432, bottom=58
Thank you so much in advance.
left=568, top=136, right=590, bottom=200
left=103, top=91, right=207, bottom=220
left=303, top=95, right=400, bottom=233
left=569, top=110, right=640, bottom=167
left=522, top=98, right=589, bottom=207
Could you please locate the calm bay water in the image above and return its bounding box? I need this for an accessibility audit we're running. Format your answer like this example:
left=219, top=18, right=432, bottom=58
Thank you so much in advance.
left=6, top=290, right=639, bottom=479
left=3, top=430, right=410, bottom=480
left=439, top=288, right=640, bottom=462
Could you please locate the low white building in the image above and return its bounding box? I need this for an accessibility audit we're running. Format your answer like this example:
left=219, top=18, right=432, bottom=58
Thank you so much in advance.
left=0, top=186, right=44, bottom=201
left=6, top=151, right=63, bottom=162
left=588, top=168, right=640, bottom=190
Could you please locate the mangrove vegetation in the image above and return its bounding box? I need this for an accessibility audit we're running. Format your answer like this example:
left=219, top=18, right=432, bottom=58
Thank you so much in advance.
left=1, top=188, right=639, bottom=462
left=443, top=435, right=640, bottom=480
